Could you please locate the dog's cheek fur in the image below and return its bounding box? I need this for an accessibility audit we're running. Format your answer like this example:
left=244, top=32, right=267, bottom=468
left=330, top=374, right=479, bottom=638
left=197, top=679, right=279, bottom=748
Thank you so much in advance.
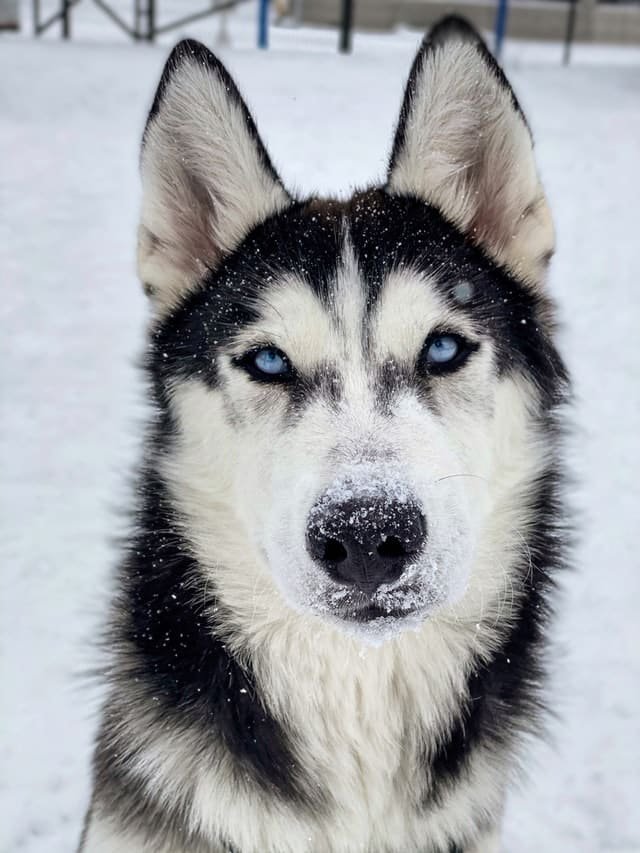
left=161, top=378, right=278, bottom=577
left=159, top=377, right=320, bottom=645
left=450, top=374, right=552, bottom=623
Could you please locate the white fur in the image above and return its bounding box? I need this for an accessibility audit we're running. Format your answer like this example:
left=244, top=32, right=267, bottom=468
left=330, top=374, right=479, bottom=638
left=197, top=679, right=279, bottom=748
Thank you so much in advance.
left=387, top=41, right=554, bottom=287
left=82, top=816, right=170, bottom=853
left=468, top=828, right=502, bottom=853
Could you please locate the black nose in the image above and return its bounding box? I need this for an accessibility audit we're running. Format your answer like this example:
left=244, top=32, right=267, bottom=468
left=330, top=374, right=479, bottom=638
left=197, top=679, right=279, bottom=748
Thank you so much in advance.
left=306, top=496, right=427, bottom=594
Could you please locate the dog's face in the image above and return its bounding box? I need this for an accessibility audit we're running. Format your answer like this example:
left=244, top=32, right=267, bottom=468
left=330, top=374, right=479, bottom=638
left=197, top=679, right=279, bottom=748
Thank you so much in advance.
left=139, top=28, right=562, bottom=642
left=206, top=207, right=494, bottom=636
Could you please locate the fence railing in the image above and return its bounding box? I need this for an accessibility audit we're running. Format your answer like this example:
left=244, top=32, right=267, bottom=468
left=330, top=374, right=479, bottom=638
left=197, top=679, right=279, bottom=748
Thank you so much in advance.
left=33, top=0, right=241, bottom=41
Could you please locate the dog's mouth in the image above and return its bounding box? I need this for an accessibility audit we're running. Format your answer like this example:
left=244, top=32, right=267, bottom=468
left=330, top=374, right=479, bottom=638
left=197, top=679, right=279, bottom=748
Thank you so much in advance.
left=326, top=582, right=433, bottom=625
left=342, top=602, right=417, bottom=622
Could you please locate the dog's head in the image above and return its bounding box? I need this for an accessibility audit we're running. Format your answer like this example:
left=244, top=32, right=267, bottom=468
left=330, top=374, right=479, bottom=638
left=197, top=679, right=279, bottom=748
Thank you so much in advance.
left=139, top=20, right=566, bottom=643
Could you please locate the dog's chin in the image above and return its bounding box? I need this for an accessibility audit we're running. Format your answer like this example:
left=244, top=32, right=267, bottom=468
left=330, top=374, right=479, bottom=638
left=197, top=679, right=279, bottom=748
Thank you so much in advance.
left=267, top=549, right=467, bottom=646
left=324, top=603, right=432, bottom=646
left=310, top=582, right=450, bottom=647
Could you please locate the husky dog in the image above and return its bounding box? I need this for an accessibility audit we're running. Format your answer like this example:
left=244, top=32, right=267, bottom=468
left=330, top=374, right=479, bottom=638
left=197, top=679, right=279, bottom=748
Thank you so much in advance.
left=80, top=16, right=569, bottom=853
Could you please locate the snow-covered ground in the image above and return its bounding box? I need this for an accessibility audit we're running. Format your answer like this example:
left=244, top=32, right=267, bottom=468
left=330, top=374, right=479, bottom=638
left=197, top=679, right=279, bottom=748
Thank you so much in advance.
left=2, top=2, right=639, bottom=851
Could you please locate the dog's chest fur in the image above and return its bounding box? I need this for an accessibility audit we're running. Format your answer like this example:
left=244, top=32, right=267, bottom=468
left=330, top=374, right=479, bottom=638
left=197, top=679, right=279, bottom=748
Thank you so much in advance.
left=211, top=619, right=505, bottom=853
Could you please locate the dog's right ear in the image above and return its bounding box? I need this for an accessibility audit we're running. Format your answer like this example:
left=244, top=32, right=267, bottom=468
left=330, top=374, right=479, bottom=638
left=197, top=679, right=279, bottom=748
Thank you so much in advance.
left=138, top=40, right=291, bottom=316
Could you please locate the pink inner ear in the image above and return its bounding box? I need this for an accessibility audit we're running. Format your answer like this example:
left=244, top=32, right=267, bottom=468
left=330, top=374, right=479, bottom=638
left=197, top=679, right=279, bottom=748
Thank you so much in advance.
left=468, top=171, right=514, bottom=256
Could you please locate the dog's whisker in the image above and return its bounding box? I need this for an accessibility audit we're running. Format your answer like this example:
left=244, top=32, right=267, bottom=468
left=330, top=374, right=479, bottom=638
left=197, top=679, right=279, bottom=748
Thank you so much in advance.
left=434, top=473, right=489, bottom=485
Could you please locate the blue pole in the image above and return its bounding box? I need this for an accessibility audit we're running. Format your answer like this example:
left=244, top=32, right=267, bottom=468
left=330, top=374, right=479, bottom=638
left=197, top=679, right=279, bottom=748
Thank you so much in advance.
left=258, top=0, right=269, bottom=48
left=494, top=0, right=509, bottom=58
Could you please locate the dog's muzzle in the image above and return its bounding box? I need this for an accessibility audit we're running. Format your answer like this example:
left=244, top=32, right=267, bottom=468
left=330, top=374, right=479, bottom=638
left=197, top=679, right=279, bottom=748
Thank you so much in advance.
left=305, top=493, right=427, bottom=596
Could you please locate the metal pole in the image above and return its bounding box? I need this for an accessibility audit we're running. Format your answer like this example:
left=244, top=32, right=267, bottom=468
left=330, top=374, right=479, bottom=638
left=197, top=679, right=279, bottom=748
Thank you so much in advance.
left=153, top=1, right=238, bottom=36
left=62, top=0, right=71, bottom=37
left=494, top=0, right=509, bottom=58
left=339, top=0, right=353, bottom=52
left=147, top=0, right=155, bottom=41
left=563, top=0, right=579, bottom=65
left=258, top=0, right=269, bottom=48
left=217, top=7, right=230, bottom=47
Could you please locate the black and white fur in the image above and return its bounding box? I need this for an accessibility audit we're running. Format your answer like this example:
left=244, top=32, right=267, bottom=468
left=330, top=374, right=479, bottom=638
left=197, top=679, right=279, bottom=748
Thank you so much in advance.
left=81, top=17, right=570, bottom=853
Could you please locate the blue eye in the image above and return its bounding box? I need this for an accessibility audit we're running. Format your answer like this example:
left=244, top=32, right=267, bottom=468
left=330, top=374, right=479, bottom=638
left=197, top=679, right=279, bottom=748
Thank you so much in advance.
left=254, top=348, right=287, bottom=375
left=423, top=333, right=473, bottom=373
left=236, top=346, right=293, bottom=382
left=427, top=335, right=459, bottom=364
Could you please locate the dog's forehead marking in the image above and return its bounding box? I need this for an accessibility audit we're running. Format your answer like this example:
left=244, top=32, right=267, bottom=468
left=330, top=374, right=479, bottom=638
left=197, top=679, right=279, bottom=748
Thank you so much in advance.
left=332, top=237, right=368, bottom=360
left=451, top=279, right=474, bottom=305
left=231, top=231, right=478, bottom=381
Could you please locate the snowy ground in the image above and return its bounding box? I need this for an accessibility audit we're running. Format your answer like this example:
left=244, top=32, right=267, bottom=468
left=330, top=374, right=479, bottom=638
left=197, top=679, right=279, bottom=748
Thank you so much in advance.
left=2, top=2, right=640, bottom=851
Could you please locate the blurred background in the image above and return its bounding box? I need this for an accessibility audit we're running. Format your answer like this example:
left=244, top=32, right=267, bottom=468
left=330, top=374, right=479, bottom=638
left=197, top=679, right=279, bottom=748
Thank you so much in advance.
left=1, top=0, right=639, bottom=851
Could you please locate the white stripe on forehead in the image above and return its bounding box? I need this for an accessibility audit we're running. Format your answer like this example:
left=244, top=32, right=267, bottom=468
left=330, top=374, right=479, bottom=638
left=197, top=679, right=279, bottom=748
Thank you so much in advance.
left=331, top=237, right=367, bottom=336
left=330, top=238, right=369, bottom=392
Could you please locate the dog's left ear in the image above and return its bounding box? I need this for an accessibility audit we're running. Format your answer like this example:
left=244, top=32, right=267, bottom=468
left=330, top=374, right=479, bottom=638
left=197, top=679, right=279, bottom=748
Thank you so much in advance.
left=138, top=40, right=291, bottom=315
left=387, top=16, right=554, bottom=287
